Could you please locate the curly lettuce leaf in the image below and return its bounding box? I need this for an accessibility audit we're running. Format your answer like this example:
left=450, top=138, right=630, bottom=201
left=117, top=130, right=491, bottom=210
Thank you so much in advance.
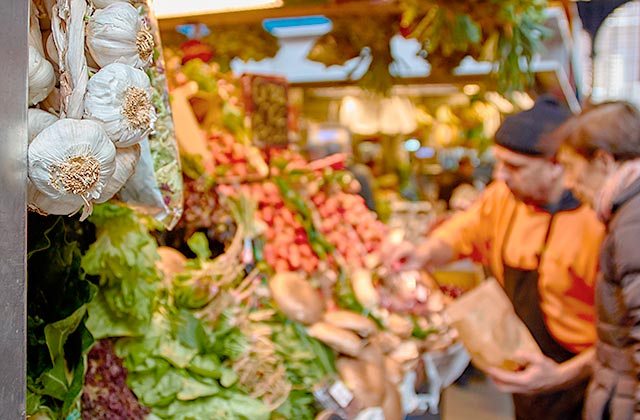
left=82, top=204, right=161, bottom=338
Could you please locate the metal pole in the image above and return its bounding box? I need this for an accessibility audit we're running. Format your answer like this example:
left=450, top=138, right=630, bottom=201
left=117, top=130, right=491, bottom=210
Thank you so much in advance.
left=0, top=0, right=29, bottom=417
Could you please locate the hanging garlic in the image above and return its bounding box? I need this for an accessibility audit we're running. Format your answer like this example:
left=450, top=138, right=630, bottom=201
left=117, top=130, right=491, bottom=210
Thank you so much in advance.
left=28, top=119, right=116, bottom=220
left=29, top=45, right=56, bottom=106
left=26, top=109, right=80, bottom=216
left=84, top=63, right=156, bottom=147
left=28, top=179, right=84, bottom=217
left=28, top=109, right=58, bottom=143
left=29, top=0, right=45, bottom=57
left=91, top=0, right=131, bottom=9
left=86, top=2, right=154, bottom=69
left=45, top=33, right=59, bottom=71
left=95, top=144, right=141, bottom=203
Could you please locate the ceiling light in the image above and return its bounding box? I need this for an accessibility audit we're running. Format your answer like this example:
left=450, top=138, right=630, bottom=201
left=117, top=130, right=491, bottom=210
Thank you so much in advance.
left=154, top=0, right=283, bottom=19
left=415, top=147, right=435, bottom=159
left=404, top=139, right=421, bottom=152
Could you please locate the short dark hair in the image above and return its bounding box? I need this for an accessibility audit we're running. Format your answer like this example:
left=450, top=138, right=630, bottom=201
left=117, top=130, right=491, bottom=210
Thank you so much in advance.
left=553, top=101, right=640, bottom=161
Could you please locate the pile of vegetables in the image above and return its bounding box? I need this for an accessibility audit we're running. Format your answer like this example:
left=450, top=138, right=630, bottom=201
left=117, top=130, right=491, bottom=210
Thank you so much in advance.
left=111, top=199, right=336, bottom=419
left=312, top=189, right=387, bottom=269
left=231, top=181, right=322, bottom=273
left=206, top=132, right=269, bottom=182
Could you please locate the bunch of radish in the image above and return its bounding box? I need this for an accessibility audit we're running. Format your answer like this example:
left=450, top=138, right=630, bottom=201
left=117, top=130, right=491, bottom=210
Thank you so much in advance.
left=265, top=148, right=307, bottom=175
left=207, top=132, right=268, bottom=180
left=218, top=181, right=320, bottom=274
left=312, top=190, right=387, bottom=268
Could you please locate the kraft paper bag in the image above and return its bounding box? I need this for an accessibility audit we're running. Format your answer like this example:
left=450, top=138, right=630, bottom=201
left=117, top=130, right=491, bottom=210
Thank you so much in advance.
left=445, top=278, right=542, bottom=372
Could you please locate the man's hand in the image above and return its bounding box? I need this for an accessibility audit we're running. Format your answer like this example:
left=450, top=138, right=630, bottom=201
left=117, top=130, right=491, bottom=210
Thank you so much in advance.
left=486, top=352, right=567, bottom=395
left=384, top=241, right=430, bottom=271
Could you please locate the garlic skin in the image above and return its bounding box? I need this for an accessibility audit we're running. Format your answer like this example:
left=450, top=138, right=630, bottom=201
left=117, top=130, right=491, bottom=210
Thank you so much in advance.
left=28, top=179, right=84, bottom=216
left=91, top=0, right=131, bottom=8
left=29, top=45, right=56, bottom=106
left=85, top=63, right=156, bottom=147
left=95, top=144, right=140, bottom=203
left=86, top=2, right=154, bottom=69
left=28, top=109, right=58, bottom=143
left=28, top=119, right=116, bottom=219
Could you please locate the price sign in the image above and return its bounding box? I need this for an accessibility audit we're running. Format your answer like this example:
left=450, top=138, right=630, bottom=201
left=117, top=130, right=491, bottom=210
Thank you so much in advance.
left=241, top=74, right=289, bottom=149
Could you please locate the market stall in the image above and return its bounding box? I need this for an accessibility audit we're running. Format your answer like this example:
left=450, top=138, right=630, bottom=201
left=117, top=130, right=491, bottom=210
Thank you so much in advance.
left=6, top=0, right=590, bottom=419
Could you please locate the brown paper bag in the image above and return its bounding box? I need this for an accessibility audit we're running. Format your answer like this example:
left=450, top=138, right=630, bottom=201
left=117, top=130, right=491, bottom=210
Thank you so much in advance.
left=445, top=278, right=542, bottom=371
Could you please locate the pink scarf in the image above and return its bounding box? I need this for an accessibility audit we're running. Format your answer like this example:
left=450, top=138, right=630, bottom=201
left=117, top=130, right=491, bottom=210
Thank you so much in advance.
left=595, top=158, right=640, bottom=222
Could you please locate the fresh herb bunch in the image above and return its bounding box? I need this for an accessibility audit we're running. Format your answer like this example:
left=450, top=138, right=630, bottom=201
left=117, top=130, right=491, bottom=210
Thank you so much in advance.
left=305, top=0, right=548, bottom=93
left=401, top=0, right=548, bottom=92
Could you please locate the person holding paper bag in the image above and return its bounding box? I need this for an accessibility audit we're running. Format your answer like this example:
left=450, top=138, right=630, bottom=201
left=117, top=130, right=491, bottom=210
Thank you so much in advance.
left=388, top=96, right=605, bottom=420
left=555, top=101, right=640, bottom=420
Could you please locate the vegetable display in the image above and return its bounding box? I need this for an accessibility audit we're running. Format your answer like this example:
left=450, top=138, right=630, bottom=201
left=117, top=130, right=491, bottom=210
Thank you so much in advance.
left=151, top=57, right=458, bottom=419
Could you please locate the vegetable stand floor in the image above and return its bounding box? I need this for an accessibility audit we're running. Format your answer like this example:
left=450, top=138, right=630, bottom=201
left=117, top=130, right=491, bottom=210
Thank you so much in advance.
left=443, top=374, right=513, bottom=420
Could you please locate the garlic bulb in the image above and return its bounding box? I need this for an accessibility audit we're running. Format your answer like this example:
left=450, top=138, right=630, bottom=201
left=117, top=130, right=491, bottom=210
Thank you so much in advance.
left=91, top=0, right=131, bottom=8
left=28, top=109, right=58, bottom=143
left=95, top=144, right=140, bottom=203
left=28, top=179, right=84, bottom=217
left=28, top=119, right=116, bottom=219
left=84, top=63, right=156, bottom=147
left=29, top=45, right=56, bottom=106
left=87, top=2, right=154, bottom=69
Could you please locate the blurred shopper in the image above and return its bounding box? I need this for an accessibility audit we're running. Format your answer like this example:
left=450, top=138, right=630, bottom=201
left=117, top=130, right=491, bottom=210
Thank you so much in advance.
left=556, top=101, right=640, bottom=420
left=437, top=156, right=476, bottom=208
left=388, top=96, right=605, bottom=420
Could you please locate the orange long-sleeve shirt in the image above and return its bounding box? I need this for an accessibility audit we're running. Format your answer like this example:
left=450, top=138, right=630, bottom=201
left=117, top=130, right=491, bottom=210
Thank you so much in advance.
left=432, top=181, right=605, bottom=353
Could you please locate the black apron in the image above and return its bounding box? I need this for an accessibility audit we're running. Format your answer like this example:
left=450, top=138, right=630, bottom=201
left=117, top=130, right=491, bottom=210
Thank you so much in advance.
left=501, top=202, right=589, bottom=420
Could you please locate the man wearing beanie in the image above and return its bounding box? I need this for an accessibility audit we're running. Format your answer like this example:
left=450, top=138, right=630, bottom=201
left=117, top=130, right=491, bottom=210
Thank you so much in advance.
left=390, top=95, right=604, bottom=419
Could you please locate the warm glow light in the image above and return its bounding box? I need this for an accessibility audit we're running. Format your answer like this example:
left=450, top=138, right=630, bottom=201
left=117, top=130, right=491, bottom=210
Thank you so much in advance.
left=154, top=0, right=284, bottom=19
left=463, top=84, right=480, bottom=96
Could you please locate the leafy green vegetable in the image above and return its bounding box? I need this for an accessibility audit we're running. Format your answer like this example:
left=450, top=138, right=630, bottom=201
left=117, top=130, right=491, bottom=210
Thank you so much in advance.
left=188, top=354, right=222, bottom=379
left=82, top=204, right=162, bottom=339
left=151, top=392, right=270, bottom=420
left=27, top=214, right=97, bottom=418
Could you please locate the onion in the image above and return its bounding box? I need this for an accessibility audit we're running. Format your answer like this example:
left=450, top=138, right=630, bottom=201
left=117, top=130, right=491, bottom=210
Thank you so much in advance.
left=387, top=313, right=414, bottom=339
left=269, top=272, right=324, bottom=324
left=351, top=269, right=379, bottom=309
left=384, top=357, right=404, bottom=385
left=381, top=381, right=403, bottom=420
left=156, top=247, right=187, bottom=278
left=371, top=332, right=403, bottom=354
left=389, top=340, right=420, bottom=365
left=336, top=358, right=385, bottom=409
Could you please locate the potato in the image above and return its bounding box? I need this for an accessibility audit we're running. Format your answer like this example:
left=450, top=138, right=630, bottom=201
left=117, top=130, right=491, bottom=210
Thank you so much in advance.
left=308, top=322, right=364, bottom=357
left=381, top=380, right=403, bottom=420
left=269, top=272, right=324, bottom=324
left=336, top=358, right=385, bottom=408
left=323, top=310, right=377, bottom=337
